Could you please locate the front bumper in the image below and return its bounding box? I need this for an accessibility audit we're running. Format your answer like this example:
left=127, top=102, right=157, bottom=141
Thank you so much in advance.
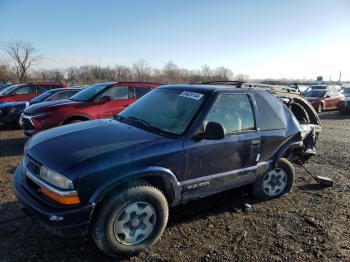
left=20, top=115, right=42, bottom=136
left=13, top=166, right=94, bottom=237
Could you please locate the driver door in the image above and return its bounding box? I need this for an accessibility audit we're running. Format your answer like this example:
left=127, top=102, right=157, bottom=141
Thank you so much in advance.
left=182, top=93, right=260, bottom=199
left=98, top=85, right=136, bottom=118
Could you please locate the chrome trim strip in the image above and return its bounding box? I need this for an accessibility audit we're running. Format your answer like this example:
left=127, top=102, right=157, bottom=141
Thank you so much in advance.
left=180, top=165, right=257, bottom=186
left=24, top=168, right=78, bottom=197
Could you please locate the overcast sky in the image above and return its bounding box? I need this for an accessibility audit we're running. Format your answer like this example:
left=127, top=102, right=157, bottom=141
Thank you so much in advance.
left=1, top=0, right=349, bottom=80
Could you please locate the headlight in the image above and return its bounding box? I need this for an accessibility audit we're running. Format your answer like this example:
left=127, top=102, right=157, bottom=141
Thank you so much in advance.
left=40, top=166, right=74, bottom=190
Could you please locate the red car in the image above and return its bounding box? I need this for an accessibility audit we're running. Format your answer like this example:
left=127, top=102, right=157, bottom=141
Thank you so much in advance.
left=21, top=82, right=160, bottom=136
left=0, top=82, right=67, bottom=102
left=304, top=89, right=344, bottom=113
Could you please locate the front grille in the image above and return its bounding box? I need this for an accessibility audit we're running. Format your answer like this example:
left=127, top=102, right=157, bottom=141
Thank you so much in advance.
left=22, top=116, right=35, bottom=130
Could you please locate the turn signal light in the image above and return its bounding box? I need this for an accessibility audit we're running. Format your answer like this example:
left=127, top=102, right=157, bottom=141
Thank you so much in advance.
left=40, top=187, right=81, bottom=205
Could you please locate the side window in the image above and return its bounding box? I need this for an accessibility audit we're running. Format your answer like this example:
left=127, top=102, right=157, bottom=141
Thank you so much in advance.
left=254, top=92, right=287, bottom=131
left=100, top=86, right=129, bottom=100
left=14, top=86, right=34, bottom=95
left=36, top=85, right=52, bottom=94
left=133, top=86, right=152, bottom=98
left=205, top=94, right=255, bottom=133
left=46, top=91, right=71, bottom=101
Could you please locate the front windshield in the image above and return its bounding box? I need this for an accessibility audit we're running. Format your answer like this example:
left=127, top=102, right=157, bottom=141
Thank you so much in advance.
left=30, top=90, right=56, bottom=103
left=304, top=90, right=326, bottom=97
left=69, top=83, right=109, bottom=102
left=0, top=84, right=23, bottom=96
left=119, top=88, right=207, bottom=135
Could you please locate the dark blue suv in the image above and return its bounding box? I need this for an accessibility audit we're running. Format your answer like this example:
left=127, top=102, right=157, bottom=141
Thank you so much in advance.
left=13, top=84, right=321, bottom=258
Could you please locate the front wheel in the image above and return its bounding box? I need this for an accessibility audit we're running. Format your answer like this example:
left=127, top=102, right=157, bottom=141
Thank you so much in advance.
left=92, top=180, right=169, bottom=258
left=252, top=158, right=295, bottom=199
left=317, top=103, right=323, bottom=113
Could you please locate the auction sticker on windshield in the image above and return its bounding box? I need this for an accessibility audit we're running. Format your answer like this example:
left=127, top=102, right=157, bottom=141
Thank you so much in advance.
left=179, top=91, right=204, bottom=100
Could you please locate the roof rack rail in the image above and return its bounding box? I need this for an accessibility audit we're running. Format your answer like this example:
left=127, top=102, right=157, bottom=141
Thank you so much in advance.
left=192, top=80, right=244, bottom=87
left=192, top=80, right=302, bottom=95
left=241, top=83, right=301, bottom=95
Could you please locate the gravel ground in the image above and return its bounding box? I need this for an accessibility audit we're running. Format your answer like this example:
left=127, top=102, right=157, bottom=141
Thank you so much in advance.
left=0, top=111, right=349, bottom=262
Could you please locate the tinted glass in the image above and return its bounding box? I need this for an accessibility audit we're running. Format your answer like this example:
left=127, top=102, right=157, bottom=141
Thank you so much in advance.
left=311, top=85, right=327, bottom=90
left=15, top=86, right=34, bottom=95
left=133, top=86, right=152, bottom=98
left=342, top=88, right=350, bottom=96
left=304, top=90, right=326, bottom=97
left=30, top=89, right=56, bottom=103
left=254, top=92, right=287, bottom=131
left=99, top=86, right=129, bottom=100
left=70, top=83, right=110, bottom=101
left=0, top=84, right=24, bottom=96
left=37, top=85, right=55, bottom=93
left=119, top=89, right=206, bottom=135
left=205, top=94, right=255, bottom=133
left=46, top=91, right=71, bottom=101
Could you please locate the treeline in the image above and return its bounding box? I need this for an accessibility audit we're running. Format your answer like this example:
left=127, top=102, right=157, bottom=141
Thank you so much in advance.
left=0, top=60, right=251, bottom=85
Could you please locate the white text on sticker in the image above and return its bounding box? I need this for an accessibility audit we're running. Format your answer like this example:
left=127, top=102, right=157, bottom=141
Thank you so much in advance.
left=179, top=91, right=203, bottom=100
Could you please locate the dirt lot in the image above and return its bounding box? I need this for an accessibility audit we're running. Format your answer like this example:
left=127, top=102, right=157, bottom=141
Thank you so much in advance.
left=0, top=111, right=349, bottom=262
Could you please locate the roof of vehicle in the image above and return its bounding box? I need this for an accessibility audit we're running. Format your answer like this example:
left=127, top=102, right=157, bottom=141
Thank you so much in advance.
left=26, top=82, right=67, bottom=85
left=46, top=87, right=82, bottom=92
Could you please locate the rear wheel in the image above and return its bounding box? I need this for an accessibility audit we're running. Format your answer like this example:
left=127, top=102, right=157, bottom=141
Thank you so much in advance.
left=252, top=158, right=295, bottom=199
left=92, top=180, right=168, bottom=258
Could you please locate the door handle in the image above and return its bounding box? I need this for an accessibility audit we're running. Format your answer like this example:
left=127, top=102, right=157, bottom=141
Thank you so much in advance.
left=122, top=104, right=129, bottom=108
left=251, top=139, right=260, bottom=145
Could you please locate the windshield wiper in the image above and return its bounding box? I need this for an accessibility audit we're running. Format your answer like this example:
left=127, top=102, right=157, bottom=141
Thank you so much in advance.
left=124, top=116, right=163, bottom=134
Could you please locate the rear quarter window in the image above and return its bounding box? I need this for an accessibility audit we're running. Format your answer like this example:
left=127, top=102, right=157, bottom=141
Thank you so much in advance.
left=254, top=92, right=287, bottom=130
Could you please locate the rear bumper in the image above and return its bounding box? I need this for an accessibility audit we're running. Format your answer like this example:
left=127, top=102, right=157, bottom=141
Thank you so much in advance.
left=13, top=166, right=94, bottom=237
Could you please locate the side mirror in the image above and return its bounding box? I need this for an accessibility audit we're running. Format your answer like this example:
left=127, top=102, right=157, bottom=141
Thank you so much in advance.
left=325, top=95, right=330, bottom=98
left=202, top=122, right=226, bottom=140
left=98, top=96, right=112, bottom=104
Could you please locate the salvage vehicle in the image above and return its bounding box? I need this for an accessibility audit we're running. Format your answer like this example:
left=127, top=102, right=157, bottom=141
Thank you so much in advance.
left=20, top=82, right=159, bottom=136
left=13, top=84, right=321, bottom=258
left=0, top=88, right=81, bottom=127
left=338, top=87, right=350, bottom=114
left=303, top=88, right=344, bottom=113
left=0, top=82, right=67, bottom=103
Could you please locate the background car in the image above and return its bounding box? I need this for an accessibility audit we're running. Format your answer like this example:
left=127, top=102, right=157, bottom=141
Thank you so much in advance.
left=338, top=87, right=350, bottom=114
left=21, top=82, right=160, bottom=136
left=304, top=84, right=341, bottom=93
left=0, top=88, right=81, bottom=127
left=304, top=88, right=344, bottom=113
left=0, top=82, right=67, bottom=102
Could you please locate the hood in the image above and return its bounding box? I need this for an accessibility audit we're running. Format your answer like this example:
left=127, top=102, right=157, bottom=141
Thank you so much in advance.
left=26, top=119, right=176, bottom=179
left=24, top=99, right=82, bottom=114
left=0, top=101, right=26, bottom=109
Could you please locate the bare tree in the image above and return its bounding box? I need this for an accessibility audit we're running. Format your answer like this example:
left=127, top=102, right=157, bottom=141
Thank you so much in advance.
left=132, top=59, right=152, bottom=81
left=5, top=41, right=38, bottom=82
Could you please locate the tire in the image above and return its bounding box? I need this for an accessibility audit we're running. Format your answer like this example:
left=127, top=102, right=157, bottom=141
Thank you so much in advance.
left=317, top=103, right=323, bottom=113
left=252, top=158, right=295, bottom=199
left=92, top=180, right=169, bottom=258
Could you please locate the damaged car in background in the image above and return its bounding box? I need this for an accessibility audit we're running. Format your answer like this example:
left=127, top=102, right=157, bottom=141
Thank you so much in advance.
left=13, top=83, right=323, bottom=258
